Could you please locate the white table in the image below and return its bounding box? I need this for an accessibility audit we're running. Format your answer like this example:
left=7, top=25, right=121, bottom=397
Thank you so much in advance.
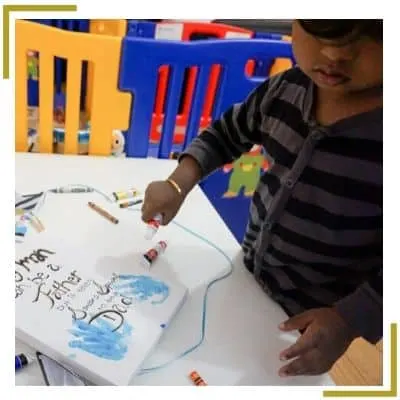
left=15, top=153, right=334, bottom=386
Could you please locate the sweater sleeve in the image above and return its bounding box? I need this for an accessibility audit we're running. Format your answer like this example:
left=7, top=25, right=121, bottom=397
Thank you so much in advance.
left=335, top=266, right=383, bottom=344
left=180, top=72, right=285, bottom=178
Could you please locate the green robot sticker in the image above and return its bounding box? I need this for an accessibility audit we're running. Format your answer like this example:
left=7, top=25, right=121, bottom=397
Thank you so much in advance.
left=222, top=145, right=270, bottom=198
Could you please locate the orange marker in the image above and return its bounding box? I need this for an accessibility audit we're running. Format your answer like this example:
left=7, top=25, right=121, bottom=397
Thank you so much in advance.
left=189, top=370, right=207, bottom=386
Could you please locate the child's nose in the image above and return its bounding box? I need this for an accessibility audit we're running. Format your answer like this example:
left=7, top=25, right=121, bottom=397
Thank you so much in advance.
left=320, top=44, right=355, bottom=63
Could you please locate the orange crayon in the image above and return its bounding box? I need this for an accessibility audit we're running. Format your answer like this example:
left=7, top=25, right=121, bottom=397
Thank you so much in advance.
left=88, top=201, right=119, bottom=224
left=189, top=370, right=207, bottom=386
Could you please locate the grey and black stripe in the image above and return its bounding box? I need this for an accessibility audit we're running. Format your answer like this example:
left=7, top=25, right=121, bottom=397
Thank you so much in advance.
left=182, top=67, right=382, bottom=344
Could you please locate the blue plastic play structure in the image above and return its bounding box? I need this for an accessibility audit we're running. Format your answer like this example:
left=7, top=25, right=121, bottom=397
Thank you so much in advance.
left=119, top=37, right=292, bottom=158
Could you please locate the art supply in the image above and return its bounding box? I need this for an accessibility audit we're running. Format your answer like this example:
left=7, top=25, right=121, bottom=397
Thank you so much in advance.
left=15, top=191, right=43, bottom=211
left=119, top=199, right=143, bottom=208
left=25, top=212, right=45, bottom=232
left=50, top=186, right=94, bottom=193
left=141, top=241, right=167, bottom=268
left=145, top=213, right=163, bottom=240
left=15, top=224, right=27, bottom=237
left=15, top=354, right=30, bottom=371
left=189, top=370, right=207, bottom=386
left=88, top=201, right=119, bottom=224
left=112, top=188, right=139, bottom=202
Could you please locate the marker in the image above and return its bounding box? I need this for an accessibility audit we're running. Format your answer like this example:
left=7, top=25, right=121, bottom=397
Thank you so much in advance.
left=141, top=241, right=167, bottom=268
left=15, top=224, right=27, bottom=237
left=145, top=213, right=162, bottom=240
left=88, top=202, right=119, bottom=224
left=50, top=186, right=94, bottom=193
left=15, top=208, right=25, bottom=216
left=119, top=199, right=143, bottom=208
left=112, top=189, right=139, bottom=202
left=15, top=354, right=30, bottom=371
left=189, top=370, right=207, bottom=386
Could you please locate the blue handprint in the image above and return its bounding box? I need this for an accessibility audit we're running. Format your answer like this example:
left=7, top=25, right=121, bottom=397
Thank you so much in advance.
left=112, top=275, right=170, bottom=305
left=68, top=318, right=133, bottom=361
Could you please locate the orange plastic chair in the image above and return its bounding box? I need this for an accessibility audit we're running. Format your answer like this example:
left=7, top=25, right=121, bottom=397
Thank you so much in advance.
left=15, top=20, right=131, bottom=155
left=269, top=35, right=293, bottom=76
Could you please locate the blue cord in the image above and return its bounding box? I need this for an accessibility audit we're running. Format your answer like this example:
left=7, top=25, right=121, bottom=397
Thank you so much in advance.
left=130, top=212, right=234, bottom=375
left=23, top=184, right=235, bottom=376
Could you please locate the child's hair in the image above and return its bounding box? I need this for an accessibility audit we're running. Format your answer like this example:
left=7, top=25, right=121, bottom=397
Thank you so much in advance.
left=298, top=19, right=383, bottom=42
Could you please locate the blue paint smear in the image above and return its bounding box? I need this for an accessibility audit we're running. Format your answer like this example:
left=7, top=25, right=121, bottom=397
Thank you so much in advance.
left=68, top=318, right=133, bottom=361
left=112, top=275, right=170, bottom=305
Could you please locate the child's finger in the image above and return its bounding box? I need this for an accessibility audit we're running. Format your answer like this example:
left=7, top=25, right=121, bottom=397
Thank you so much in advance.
left=279, top=310, right=314, bottom=331
left=141, top=201, right=155, bottom=222
left=279, top=329, right=317, bottom=361
left=160, top=210, right=174, bottom=225
left=278, top=349, right=321, bottom=377
left=279, top=355, right=308, bottom=377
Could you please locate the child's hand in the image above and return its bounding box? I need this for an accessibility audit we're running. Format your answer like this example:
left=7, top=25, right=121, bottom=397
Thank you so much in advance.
left=141, top=180, right=185, bottom=225
left=277, top=307, right=357, bottom=377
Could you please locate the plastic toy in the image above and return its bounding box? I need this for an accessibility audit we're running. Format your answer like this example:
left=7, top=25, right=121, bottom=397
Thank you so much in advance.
left=27, top=128, right=39, bottom=152
left=111, top=130, right=126, bottom=157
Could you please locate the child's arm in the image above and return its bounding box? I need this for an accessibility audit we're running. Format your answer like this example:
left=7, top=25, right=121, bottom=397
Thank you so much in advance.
left=142, top=73, right=285, bottom=224
left=179, top=79, right=269, bottom=180
left=335, top=267, right=382, bottom=344
left=168, top=74, right=283, bottom=195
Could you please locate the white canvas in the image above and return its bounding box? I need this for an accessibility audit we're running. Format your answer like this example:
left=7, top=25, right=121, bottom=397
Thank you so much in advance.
left=15, top=237, right=188, bottom=386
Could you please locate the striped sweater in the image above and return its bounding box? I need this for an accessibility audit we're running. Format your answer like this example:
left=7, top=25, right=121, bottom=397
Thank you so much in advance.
left=182, top=67, right=382, bottom=344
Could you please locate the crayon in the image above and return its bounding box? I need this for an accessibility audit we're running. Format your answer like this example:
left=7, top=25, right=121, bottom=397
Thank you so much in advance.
left=88, top=202, right=119, bottom=224
left=189, top=370, right=207, bottom=386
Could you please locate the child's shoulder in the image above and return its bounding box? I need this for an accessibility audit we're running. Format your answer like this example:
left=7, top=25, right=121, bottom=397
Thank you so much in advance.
left=255, top=67, right=313, bottom=117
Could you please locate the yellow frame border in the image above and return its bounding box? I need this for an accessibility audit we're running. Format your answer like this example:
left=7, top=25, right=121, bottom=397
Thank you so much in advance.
left=324, top=323, right=397, bottom=397
left=2, top=6, right=398, bottom=396
left=2, top=4, right=77, bottom=79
